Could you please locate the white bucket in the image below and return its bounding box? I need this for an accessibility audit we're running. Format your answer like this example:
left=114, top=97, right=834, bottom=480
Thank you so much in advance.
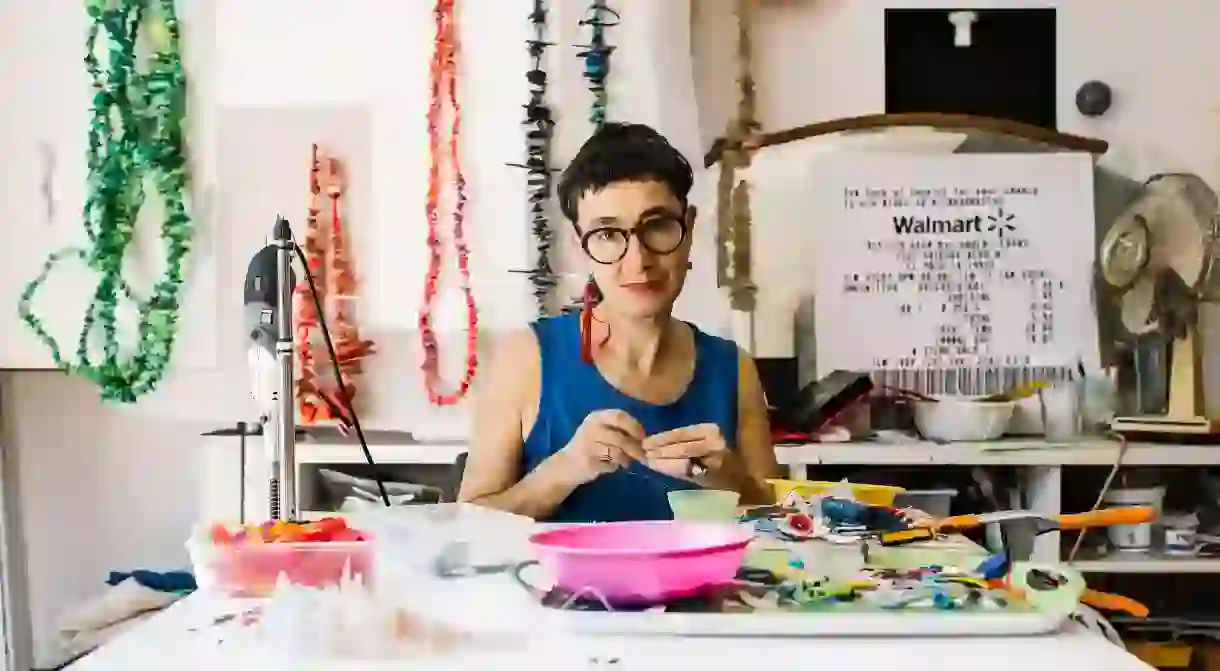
left=1102, top=487, right=1164, bottom=552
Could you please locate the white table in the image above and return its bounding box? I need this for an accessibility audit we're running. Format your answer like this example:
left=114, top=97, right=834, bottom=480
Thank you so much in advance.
left=64, top=588, right=1154, bottom=671
left=66, top=530, right=1155, bottom=671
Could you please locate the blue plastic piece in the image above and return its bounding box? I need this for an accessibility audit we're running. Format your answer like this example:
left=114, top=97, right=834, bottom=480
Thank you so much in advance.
left=932, top=590, right=958, bottom=611
left=976, top=553, right=1010, bottom=580
left=754, top=519, right=779, bottom=533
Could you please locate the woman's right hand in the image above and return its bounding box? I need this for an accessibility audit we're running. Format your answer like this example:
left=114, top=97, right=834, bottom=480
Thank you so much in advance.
left=560, top=409, right=646, bottom=484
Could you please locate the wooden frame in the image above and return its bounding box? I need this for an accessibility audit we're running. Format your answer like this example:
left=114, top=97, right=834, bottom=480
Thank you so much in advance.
left=704, top=112, right=1109, bottom=168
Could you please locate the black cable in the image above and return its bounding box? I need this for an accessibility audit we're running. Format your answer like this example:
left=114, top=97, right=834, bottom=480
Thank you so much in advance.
left=237, top=421, right=247, bottom=523
left=290, top=238, right=391, bottom=508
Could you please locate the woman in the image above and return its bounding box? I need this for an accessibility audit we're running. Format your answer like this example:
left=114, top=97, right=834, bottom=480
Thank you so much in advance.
left=458, top=122, right=778, bottom=522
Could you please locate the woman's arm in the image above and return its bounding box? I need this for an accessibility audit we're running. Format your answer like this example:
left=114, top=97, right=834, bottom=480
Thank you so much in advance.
left=730, top=347, right=781, bottom=504
left=456, top=330, right=584, bottom=520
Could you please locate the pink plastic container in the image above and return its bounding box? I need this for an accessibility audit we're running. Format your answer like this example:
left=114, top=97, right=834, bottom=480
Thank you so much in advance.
left=529, top=521, right=752, bottom=604
left=188, top=529, right=373, bottom=598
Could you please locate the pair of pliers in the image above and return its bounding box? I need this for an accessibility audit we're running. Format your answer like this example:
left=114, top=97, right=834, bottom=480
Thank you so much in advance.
left=978, top=555, right=1149, bottom=618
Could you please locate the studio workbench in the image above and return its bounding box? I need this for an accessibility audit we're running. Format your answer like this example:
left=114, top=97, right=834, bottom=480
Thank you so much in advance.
left=199, top=433, right=1220, bottom=575
left=64, top=595, right=1152, bottom=671
left=64, top=524, right=1156, bottom=671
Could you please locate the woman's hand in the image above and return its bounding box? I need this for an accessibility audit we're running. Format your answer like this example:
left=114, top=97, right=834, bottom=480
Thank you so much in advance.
left=640, top=423, right=729, bottom=481
left=559, top=410, right=646, bottom=485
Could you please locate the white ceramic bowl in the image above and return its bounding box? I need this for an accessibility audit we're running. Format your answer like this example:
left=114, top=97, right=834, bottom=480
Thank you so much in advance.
left=913, top=397, right=1016, bottom=442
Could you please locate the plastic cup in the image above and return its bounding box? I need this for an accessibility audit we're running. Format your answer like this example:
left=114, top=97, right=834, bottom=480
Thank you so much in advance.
left=667, top=489, right=741, bottom=522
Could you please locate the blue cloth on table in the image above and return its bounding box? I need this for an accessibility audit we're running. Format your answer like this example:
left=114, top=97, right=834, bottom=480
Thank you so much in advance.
left=106, top=570, right=197, bottom=594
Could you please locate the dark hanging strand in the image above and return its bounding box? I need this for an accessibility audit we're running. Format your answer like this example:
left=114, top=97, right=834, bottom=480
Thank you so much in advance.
left=577, top=0, right=618, bottom=128
left=508, top=0, right=559, bottom=316
left=563, top=0, right=619, bottom=318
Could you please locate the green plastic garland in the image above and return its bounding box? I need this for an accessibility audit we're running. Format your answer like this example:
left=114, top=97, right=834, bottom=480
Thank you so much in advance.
left=19, top=0, right=194, bottom=403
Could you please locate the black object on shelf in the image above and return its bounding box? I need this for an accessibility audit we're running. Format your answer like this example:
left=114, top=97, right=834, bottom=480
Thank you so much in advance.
left=790, top=370, right=874, bottom=433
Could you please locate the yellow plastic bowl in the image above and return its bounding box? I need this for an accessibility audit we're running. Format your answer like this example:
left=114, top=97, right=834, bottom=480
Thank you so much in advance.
left=768, top=479, right=905, bottom=507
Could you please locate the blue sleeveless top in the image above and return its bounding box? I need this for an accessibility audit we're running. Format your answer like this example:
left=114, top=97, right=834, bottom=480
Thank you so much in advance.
left=521, top=312, right=739, bottom=523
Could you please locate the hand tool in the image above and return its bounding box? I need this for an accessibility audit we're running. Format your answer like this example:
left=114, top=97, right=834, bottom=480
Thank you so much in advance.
left=821, top=497, right=909, bottom=532
left=879, top=507, right=1156, bottom=546
left=982, top=558, right=1149, bottom=618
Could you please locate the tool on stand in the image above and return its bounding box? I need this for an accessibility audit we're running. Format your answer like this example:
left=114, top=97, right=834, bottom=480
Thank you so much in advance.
left=244, top=216, right=299, bottom=521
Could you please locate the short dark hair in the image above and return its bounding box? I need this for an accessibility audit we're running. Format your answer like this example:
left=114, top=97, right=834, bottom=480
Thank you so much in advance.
left=557, top=122, right=694, bottom=226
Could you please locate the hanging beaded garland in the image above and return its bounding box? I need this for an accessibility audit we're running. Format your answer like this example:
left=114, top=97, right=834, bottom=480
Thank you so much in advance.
left=572, top=1, right=618, bottom=360
left=18, top=0, right=194, bottom=403
left=295, top=145, right=377, bottom=429
left=565, top=0, right=620, bottom=327
left=577, top=0, right=619, bottom=128
left=507, top=0, right=559, bottom=316
left=419, top=0, right=480, bottom=406
left=715, top=0, right=760, bottom=312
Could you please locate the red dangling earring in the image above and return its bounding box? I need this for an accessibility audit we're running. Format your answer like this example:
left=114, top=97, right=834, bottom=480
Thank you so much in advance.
left=580, top=276, right=610, bottom=363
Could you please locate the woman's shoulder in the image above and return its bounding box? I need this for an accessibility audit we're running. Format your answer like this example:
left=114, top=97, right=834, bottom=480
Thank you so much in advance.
left=491, top=312, right=577, bottom=370
left=688, top=321, right=746, bottom=364
left=482, top=328, right=542, bottom=413
left=492, top=327, right=541, bottom=362
left=687, top=323, right=759, bottom=398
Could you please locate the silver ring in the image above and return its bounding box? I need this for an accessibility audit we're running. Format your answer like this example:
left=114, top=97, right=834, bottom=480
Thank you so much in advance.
left=687, top=458, right=708, bottom=478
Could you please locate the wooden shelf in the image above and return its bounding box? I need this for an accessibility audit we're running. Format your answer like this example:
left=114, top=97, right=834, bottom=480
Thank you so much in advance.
left=296, top=441, right=465, bottom=465
left=775, top=439, right=1220, bottom=467
left=1069, top=555, right=1220, bottom=574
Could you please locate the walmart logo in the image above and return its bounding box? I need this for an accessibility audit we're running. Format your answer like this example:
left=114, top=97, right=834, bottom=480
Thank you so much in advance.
left=891, top=210, right=1019, bottom=238
left=987, top=209, right=1017, bottom=237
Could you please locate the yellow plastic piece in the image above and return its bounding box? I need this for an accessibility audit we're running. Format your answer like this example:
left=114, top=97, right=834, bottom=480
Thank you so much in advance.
left=1128, top=642, right=1192, bottom=669
left=768, top=479, right=904, bottom=507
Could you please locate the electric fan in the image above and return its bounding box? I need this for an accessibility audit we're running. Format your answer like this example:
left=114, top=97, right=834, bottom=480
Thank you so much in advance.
left=1099, top=173, right=1220, bottom=436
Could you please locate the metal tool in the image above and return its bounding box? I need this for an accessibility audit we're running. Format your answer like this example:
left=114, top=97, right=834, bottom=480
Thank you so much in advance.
left=431, top=542, right=517, bottom=579
left=978, top=555, right=1149, bottom=618
left=879, top=507, right=1157, bottom=547
left=820, top=497, right=909, bottom=532
left=244, top=216, right=299, bottom=521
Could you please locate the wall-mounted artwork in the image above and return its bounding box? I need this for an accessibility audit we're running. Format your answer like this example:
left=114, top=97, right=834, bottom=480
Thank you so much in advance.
left=885, top=9, right=1057, bottom=130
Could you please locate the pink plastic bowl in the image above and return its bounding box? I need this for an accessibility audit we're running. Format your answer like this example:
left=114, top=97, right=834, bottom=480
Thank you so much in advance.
left=529, top=521, right=752, bottom=604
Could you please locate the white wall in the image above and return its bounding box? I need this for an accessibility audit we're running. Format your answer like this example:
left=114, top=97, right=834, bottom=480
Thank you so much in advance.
left=693, top=0, right=1220, bottom=188
left=1, top=0, right=705, bottom=666
left=3, top=0, right=1220, bottom=667
left=690, top=0, right=1220, bottom=399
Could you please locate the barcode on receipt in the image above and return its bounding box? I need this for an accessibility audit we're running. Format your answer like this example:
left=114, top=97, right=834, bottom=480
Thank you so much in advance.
left=872, top=366, right=1073, bottom=397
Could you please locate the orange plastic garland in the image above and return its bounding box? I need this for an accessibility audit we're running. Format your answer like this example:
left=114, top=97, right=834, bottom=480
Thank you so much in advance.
left=419, top=0, right=479, bottom=406
left=295, top=144, right=377, bottom=428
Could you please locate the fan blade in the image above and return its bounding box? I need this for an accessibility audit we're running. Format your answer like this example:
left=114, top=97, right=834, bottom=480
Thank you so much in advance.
left=1120, top=274, right=1158, bottom=335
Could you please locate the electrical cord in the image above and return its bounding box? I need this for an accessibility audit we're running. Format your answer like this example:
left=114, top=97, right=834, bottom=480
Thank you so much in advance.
left=290, top=235, right=391, bottom=508
left=1066, top=433, right=1130, bottom=563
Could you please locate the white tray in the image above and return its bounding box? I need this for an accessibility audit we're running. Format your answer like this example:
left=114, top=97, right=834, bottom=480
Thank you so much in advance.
left=540, top=607, right=1071, bottom=637
left=529, top=559, right=1084, bottom=638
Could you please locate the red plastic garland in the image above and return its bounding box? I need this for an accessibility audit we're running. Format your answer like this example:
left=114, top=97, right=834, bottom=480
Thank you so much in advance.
left=296, top=145, right=376, bottom=429
left=419, top=0, right=479, bottom=406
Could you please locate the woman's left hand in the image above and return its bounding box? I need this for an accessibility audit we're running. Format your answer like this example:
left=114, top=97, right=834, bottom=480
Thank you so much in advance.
left=640, top=423, right=728, bottom=480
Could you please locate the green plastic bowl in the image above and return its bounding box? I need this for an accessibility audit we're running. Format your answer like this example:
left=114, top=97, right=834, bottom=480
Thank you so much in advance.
left=668, top=489, right=741, bottom=522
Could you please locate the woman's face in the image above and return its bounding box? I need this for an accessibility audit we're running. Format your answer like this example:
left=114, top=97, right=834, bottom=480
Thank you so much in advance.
left=573, top=180, right=693, bottom=319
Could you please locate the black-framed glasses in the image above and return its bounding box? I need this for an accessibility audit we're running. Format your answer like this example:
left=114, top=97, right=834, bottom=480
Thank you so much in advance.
left=581, top=213, right=687, bottom=264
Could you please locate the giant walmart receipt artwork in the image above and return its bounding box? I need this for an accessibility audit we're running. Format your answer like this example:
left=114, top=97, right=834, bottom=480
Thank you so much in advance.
left=811, top=153, right=1100, bottom=397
